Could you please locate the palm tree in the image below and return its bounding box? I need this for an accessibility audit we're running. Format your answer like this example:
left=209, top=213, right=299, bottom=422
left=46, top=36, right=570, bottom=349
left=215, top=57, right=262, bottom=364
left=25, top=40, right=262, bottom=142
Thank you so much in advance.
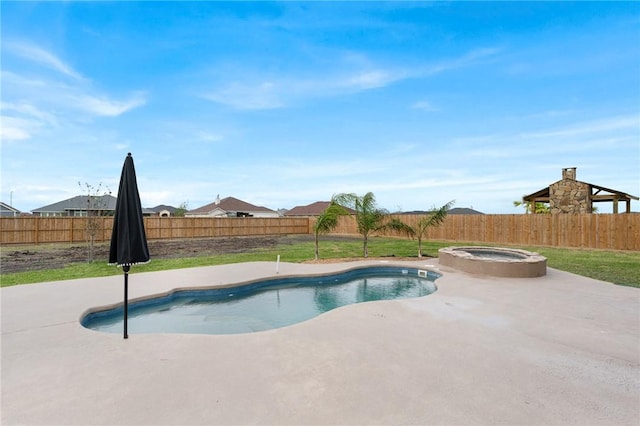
left=513, top=200, right=549, bottom=214
left=332, top=192, right=410, bottom=258
left=391, top=201, right=454, bottom=257
left=313, top=202, right=348, bottom=260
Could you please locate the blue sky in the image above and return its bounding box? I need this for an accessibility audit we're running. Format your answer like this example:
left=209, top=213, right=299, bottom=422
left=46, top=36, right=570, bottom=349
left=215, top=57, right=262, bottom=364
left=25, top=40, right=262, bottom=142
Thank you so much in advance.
left=2, top=1, right=639, bottom=214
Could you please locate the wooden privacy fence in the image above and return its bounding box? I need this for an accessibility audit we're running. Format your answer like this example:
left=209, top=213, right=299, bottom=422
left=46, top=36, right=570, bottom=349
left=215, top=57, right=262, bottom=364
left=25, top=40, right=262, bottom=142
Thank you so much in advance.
left=1, top=214, right=638, bottom=250
left=328, top=213, right=640, bottom=251
left=0, top=217, right=311, bottom=245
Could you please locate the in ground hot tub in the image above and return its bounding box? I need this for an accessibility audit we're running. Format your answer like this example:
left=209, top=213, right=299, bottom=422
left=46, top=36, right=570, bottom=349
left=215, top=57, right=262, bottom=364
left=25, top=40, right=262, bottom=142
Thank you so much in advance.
left=438, top=246, right=547, bottom=278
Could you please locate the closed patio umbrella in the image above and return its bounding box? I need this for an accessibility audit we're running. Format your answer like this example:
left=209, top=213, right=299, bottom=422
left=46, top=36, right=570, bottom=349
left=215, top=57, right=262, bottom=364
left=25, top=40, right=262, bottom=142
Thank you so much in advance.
left=109, top=153, right=150, bottom=339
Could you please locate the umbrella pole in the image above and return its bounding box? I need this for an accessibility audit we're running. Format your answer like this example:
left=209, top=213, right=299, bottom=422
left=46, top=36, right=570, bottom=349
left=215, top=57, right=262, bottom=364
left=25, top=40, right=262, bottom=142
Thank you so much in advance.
left=123, top=265, right=130, bottom=339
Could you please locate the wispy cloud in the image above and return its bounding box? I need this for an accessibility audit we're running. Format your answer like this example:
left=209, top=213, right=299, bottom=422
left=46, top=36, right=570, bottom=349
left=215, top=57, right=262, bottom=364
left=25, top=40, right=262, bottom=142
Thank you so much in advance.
left=422, top=47, right=503, bottom=76
left=1, top=102, right=58, bottom=125
left=3, top=41, right=85, bottom=80
left=0, top=116, right=33, bottom=141
left=2, top=85, right=147, bottom=141
left=459, top=114, right=639, bottom=159
left=70, top=92, right=147, bottom=117
left=344, top=69, right=400, bottom=90
left=1, top=70, right=47, bottom=87
left=202, top=81, right=284, bottom=110
left=0, top=102, right=54, bottom=142
left=518, top=115, right=638, bottom=139
left=196, top=131, right=223, bottom=143
left=201, top=47, right=501, bottom=110
left=2, top=42, right=147, bottom=141
left=200, top=68, right=402, bottom=110
left=411, top=100, right=439, bottom=112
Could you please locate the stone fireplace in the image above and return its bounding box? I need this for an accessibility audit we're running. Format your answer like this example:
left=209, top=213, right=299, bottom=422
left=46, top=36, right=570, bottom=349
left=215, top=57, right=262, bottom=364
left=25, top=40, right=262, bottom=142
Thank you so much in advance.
left=549, top=167, right=591, bottom=214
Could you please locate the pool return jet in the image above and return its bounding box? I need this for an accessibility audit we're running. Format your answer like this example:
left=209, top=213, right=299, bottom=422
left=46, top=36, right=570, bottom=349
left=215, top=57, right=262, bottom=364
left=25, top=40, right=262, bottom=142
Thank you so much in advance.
left=108, top=153, right=150, bottom=339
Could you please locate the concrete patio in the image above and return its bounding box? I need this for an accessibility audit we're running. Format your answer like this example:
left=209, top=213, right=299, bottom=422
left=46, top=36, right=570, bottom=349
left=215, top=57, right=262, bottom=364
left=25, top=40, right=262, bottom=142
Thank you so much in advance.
left=2, top=259, right=639, bottom=425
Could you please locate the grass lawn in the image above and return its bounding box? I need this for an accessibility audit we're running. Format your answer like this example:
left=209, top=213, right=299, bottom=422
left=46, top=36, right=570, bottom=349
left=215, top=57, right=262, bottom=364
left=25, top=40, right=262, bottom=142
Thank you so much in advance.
left=1, top=237, right=639, bottom=288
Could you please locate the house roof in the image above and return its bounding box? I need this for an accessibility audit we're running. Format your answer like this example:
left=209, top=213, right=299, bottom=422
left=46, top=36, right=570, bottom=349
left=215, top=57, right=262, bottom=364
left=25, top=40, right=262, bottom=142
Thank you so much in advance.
left=188, top=196, right=276, bottom=215
left=0, top=202, right=21, bottom=216
left=395, top=207, right=484, bottom=215
left=523, top=180, right=639, bottom=203
left=394, top=210, right=431, bottom=215
left=447, top=207, right=484, bottom=215
left=31, top=195, right=118, bottom=213
left=285, top=201, right=332, bottom=216
left=285, top=201, right=358, bottom=216
left=149, top=204, right=178, bottom=213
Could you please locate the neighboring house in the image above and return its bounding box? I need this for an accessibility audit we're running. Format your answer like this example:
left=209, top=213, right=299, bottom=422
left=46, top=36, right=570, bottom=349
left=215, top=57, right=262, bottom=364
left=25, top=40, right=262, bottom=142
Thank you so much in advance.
left=285, top=201, right=333, bottom=216
left=149, top=204, right=178, bottom=217
left=447, top=207, right=484, bottom=215
left=523, top=167, right=638, bottom=214
left=31, top=195, right=118, bottom=217
left=285, top=201, right=357, bottom=216
left=0, top=202, right=22, bottom=217
left=395, top=208, right=483, bottom=215
left=186, top=196, right=279, bottom=218
left=141, top=207, right=156, bottom=216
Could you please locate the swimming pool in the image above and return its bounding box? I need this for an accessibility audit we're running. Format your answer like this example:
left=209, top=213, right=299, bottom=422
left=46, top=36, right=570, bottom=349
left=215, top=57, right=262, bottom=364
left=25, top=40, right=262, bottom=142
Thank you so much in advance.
left=82, top=266, right=440, bottom=335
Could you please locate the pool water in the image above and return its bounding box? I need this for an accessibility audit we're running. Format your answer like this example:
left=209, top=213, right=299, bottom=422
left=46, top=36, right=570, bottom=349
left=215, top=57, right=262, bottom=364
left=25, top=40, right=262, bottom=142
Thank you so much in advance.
left=82, top=267, right=439, bottom=335
left=462, top=249, right=527, bottom=261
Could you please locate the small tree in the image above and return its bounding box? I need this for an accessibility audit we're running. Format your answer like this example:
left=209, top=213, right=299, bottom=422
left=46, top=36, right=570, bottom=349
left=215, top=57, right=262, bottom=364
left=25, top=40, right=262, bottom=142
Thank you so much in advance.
left=313, top=202, right=348, bottom=260
left=332, top=192, right=410, bottom=258
left=174, top=201, right=189, bottom=217
left=391, top=201, right=454, bottom=257
left=79, top=182, right=111, bottom=262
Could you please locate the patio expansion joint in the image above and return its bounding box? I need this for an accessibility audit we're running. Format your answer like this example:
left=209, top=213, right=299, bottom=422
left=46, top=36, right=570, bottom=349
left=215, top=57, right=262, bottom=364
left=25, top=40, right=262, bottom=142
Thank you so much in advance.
left=2, top=320, right=79, bottom=336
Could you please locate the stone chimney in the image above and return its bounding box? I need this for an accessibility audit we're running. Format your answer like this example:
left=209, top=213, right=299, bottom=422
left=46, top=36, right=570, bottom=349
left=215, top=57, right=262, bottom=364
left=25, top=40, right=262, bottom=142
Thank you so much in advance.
left=562, top=167, right=576, bottom=181
left=551, top=167, right=589, bottom=213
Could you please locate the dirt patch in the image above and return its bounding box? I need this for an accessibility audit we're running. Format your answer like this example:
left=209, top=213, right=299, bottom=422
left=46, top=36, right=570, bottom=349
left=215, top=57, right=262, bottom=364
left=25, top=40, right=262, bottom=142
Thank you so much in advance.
left=1, top=235, right=380, bottom=274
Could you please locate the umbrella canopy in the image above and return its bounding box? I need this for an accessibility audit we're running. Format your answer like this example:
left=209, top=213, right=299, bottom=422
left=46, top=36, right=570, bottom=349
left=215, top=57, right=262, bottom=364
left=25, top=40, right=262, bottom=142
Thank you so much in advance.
left=109, top=153, right=149, bottom=266
left=109, top=152, right=149, bottom=339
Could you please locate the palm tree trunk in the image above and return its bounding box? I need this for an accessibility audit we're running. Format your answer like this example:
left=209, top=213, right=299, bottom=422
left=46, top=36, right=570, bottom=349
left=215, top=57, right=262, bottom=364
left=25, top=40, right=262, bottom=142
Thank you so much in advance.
left=363, top=235, right=368, bottom=258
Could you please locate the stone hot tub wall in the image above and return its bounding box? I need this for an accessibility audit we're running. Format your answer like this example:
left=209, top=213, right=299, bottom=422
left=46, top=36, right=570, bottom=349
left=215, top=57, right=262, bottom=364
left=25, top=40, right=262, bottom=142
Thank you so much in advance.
left=438, top=247, right=547, bottom=278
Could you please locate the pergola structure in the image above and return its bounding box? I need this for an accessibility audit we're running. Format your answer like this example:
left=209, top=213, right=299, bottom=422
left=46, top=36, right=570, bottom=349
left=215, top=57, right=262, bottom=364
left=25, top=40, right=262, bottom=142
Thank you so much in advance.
left=523, top=167, right=638, bottom=214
